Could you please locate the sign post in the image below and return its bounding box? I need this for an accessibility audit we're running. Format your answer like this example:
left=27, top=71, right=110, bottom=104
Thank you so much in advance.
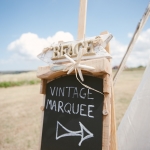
left=77, top=0, right=87, bottom=40
left=37, top=1, right=117, bottom=150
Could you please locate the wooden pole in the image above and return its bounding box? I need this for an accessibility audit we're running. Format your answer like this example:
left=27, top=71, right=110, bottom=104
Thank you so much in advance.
left=77, top=0, right=88, bottom=40
left=113, top=3, right=150, bottom=85
left=38, top=95, right=46, bottom=150
left=110, top=84, right=117, bottom=150
left=40, top=79, right=47, bottom=94
left=100, top=31, right=117, bottom=150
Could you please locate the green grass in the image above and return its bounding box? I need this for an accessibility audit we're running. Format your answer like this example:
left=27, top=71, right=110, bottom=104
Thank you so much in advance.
left=0, top=80, right=40, bottom=88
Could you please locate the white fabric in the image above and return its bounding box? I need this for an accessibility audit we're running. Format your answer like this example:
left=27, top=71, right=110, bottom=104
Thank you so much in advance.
left=117, top=60, right=150, bottom=150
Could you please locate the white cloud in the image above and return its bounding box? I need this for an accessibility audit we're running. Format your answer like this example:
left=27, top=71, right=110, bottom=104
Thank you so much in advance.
left=111, top=28, right=150, bottom=67
left=127, top=29, right=150, bottom=67
left=0, top=31, right=74, bottom=70
left=128, top=33, right=133, bottom=38
left=7, top=31, right=74, bottom=59
left=110, top=38, right=127, bottom=66
left=4, top=28, right=150, bottom=70
left=134, top=29, right=150, bottom=51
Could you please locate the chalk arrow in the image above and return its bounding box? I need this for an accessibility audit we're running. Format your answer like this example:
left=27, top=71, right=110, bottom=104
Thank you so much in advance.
left=56, top=121, right=94, bottom=146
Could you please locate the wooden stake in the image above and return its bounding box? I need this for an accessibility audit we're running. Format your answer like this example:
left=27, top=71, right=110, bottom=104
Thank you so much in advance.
left=39, top=80, right=47, bottom=149
left=100, top=31, right=117, bottom=150
left=110, top=82, right=117, bottom=150
left=40, top=79, right=47, bottom=94
left=38, top=95, right=46, bottom=150
left=113, top=3, right=150, bottom=85
left=100, top=31, right=110, bottom=53
left=77, top=0, right=88, bottom=40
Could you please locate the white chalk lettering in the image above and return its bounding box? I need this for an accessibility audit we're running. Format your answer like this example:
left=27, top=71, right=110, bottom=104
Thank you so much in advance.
left=72, top=103, right=79, bottom=114
left=50, top=87, right=56, bottom=96
left=64, top=103, right=71, bottom=114
left=80, top=104, right=87, bottom=116
left=49, top=87, right=94, bottom=99
left=80, top=88, right=86, bottom=99
left=56, top=87, right=58, bottom=96
left=46, top=99, right=57, bottom=111
left=66, top=87, right=74, bottom=97
left=72, top=87, right=78, bottom=98
left=88, top=105, right=94, bottom=118
left=58, top=101, right=64, bottom=113
left=59, top=87, right=65, bottom=97
left=87, top=89, right=94, bottom=100
left=46, top=99, right=95, bottom=118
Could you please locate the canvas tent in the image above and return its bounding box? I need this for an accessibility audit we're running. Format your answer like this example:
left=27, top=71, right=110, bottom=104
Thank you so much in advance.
left=117, top=60, right=150, bottom=150
left=116, top=3, right=150, bottom=150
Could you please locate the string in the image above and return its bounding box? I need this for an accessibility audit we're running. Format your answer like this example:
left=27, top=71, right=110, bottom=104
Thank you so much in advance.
left=74, top=68, right=108, bottom=115
left=74, top=68, right=104, bottom=95
left=62, top=40, right=108, bottom=114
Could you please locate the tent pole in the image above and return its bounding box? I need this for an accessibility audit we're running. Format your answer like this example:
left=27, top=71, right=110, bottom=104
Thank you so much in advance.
left=113, top=3, right=150, bottom=86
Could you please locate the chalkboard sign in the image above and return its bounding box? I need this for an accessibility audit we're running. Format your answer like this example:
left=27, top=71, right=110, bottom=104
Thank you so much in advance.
left=41, top=75, right=104, bottom=150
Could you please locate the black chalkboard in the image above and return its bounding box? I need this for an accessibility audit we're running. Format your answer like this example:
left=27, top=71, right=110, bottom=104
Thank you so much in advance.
left=41, top=75, right=104, bottom=150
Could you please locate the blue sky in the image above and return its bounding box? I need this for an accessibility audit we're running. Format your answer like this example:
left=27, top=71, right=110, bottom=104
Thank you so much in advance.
left=0, top=0, right=150, bottom=71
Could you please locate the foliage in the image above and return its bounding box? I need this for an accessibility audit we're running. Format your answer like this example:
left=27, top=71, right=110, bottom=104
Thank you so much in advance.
left=0, top=80, right=40, bottom=88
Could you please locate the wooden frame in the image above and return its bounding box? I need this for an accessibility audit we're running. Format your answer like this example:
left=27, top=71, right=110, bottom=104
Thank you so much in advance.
left=37, top=57, right=114, bottom=150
